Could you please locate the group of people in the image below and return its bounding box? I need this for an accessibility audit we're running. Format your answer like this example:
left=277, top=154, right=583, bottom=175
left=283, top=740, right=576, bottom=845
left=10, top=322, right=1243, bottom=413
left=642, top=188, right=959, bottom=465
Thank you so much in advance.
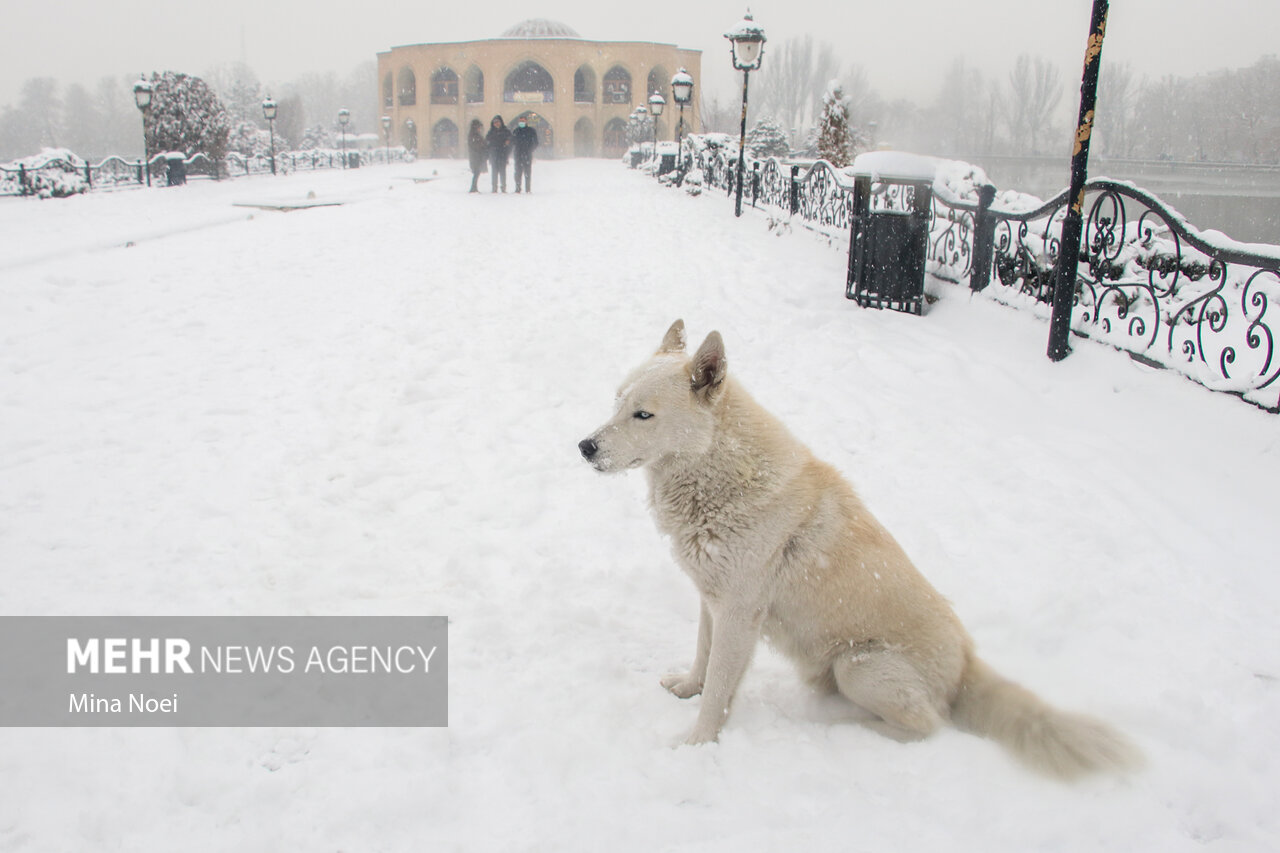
left=468, top=115, right=539, bottom=194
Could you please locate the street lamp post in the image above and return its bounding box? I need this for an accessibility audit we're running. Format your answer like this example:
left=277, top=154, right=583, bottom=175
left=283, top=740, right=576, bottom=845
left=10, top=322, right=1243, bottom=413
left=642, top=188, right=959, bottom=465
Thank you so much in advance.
left=725, top=11, right=766, bottom=217
left=132, top=76, right=153, bottom=187
left=648, top=92, right=665, bottom=166
left=338, top=108, right=351, bottom=169
left=671, top=68, right=694, bottom=169
left=629, top=105, right=648, bottom=166
left=262, top=96, right=278, bottom=175
left=381, top=115, right=391, bottom=165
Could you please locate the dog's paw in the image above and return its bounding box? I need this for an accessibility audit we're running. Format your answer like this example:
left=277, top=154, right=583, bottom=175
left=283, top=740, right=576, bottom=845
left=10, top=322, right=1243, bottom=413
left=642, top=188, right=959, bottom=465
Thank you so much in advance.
left=682, top=726, right=719, bottom=746
left=660, top=672, right=704, bottom=699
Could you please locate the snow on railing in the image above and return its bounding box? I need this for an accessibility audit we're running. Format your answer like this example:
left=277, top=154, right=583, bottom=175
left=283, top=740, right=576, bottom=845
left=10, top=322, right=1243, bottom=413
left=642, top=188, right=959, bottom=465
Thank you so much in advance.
left=0, top=146, right=416, bottom=197
left=659, top=134, right=1280, bottom=413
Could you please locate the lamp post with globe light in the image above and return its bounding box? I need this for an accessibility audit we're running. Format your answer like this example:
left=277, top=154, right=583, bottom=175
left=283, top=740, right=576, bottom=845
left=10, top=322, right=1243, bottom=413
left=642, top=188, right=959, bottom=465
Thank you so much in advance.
left=724, top=11, right=766, bottom=217
left=338, top=108, right=350, bottom=168
left=262, top=96, right=278, bottom=175
left=648, top=92, right=665, bottom=165
left=671, top=68, right=693, bottom=168
left=133, top=76, right=153, bottom=187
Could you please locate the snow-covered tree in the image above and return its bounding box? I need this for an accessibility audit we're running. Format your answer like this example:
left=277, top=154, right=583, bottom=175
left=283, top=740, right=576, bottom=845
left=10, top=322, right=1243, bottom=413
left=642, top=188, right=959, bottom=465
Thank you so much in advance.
left=206, top=62, right=264, bottom=128
left=227, top=121, right=273, bottom=157
left=746, top=117, right=790, bottom=159
left=625, top=109, right=654, bottom=147
left=816, top=81, right=853, bottom=167
left=142, top=71, right=230, bottom=161
left=300, top=124, right=332, bottom=150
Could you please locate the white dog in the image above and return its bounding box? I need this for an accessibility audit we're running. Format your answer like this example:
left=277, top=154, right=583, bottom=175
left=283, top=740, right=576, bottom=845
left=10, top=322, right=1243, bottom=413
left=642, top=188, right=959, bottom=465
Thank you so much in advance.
left=579, top=320, right=1140, bottom=779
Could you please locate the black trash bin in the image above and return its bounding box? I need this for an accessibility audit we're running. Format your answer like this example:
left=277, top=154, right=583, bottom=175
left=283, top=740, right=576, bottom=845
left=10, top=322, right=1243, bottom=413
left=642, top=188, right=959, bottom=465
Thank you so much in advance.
left=846, top=152, right=936, bottom=316
left=165, top=154, right=187, bottom=187
left=656, top=142, right=677, bottom=177
left=347, top=152, right=361, bottom=169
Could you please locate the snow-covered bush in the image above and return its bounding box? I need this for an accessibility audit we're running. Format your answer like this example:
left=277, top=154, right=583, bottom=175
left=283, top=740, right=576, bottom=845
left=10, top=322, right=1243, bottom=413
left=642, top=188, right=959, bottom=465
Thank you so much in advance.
left=227, top=121, right=274, bottom=158
left=1, top=148, right=89, bottom=198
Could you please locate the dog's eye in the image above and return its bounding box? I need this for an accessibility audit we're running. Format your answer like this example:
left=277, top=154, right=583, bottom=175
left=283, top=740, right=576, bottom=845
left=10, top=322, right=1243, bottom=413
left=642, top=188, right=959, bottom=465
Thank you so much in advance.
left=633, top=411, right=654, bottom=420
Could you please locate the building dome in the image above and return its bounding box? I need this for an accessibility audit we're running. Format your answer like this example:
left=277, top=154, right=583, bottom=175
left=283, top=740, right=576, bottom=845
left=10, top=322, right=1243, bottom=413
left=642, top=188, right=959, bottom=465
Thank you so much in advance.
left=501, top=19, right=580, bottom=39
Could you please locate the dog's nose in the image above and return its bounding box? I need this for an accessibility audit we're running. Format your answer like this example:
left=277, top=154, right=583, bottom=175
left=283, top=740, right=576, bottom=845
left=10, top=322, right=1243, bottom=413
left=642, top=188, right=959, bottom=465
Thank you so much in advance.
left=578, top=438, right=598, bottom=460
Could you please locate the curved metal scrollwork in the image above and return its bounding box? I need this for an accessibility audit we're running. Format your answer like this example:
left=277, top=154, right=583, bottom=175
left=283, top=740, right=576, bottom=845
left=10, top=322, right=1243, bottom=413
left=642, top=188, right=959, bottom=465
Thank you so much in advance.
left=795, top=161, right=853, bottom=234
left=963, top=179, right=1280, bottom=410
left=927, top=196, right=975, bottom=283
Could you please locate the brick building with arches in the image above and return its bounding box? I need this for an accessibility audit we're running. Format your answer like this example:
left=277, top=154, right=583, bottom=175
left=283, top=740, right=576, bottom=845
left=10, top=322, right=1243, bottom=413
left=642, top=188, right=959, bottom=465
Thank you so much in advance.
left=376, top=19, right=701, bottom=159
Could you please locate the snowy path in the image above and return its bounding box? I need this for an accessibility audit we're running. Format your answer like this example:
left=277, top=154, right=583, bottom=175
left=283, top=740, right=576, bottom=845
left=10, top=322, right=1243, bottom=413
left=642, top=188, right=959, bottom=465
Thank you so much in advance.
left=0, top=159, right=1277, bottom=851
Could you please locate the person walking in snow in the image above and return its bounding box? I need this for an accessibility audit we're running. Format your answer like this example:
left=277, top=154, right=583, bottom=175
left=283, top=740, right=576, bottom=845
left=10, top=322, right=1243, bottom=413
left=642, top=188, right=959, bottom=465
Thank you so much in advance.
left=512, top=117, right=540, bottom=193
left=467, top=119, right=487, bottom=193
left=485, top=115, right=512, bottom=193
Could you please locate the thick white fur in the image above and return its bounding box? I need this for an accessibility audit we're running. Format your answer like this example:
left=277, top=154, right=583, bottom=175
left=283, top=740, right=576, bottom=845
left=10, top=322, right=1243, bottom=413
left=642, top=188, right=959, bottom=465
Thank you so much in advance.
left=580, top=320, right=1140, bottom=780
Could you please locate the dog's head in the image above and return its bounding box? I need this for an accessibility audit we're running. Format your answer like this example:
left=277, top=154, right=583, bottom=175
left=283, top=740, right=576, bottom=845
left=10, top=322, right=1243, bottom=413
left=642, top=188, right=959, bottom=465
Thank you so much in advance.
left=578, top=319, right=728, bottom=473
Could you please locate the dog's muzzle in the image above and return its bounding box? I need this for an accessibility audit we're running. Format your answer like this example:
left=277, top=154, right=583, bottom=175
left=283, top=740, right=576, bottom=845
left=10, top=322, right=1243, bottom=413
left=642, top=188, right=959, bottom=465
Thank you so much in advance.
left=578, top=438, right=599, bottom=461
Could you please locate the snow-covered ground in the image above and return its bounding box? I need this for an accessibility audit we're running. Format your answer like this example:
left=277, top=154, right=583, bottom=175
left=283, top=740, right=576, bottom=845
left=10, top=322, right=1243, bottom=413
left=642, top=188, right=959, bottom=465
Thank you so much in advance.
left=1, top=159, right=1276, bottom=851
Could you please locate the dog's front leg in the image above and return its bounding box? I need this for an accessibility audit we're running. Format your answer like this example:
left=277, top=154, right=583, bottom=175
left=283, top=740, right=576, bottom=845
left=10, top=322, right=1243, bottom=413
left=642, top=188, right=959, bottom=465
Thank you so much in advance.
left=661, top=598, right=712, bottom=699
left=683, top=605, right=762, bottom=745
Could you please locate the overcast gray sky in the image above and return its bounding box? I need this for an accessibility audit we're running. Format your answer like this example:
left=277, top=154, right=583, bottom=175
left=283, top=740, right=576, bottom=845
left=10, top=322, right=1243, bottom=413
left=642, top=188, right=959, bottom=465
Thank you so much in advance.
left=4, top=0, right=1276, bottom=110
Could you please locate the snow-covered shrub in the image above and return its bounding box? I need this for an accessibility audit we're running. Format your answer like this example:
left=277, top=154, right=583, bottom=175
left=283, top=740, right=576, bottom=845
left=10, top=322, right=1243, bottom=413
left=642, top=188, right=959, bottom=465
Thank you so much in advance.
left=1, top=148, right=89, bottom=198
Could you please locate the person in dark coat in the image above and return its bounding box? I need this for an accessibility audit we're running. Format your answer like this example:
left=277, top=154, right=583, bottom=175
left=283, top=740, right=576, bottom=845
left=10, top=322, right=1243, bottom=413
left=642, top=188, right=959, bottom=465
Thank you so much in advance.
left=485, top=115, right=511, bottom=193
left=467, top=119, right=487, bottom=193
left=512, top=118, right=540, bottom=193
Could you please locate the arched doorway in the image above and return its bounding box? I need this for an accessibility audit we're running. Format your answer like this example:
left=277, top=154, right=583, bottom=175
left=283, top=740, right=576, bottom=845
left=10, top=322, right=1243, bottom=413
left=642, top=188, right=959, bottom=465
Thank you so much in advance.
left=574, top=117, right=594, bottom=157
left=603, top=118, right=627, bottom=158
left=432, top=118, right=459, bottom=158
left=512, top=111, right=553, bottom=159
left=504, top=61, right=554, bottom=104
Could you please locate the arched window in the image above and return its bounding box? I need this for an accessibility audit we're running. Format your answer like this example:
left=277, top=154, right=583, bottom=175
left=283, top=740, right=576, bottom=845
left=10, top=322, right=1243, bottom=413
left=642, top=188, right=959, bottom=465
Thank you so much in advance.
left=505, top=61, right=554, bottom=104
left=464, top=66, right=484, bottom=104
left=574, top=66, right=596, bottom=103
left=382, top=73, right=393, bottom=109
left=574, top=117, right=594, bottom=157
left=646, top=67, right=669, bottom=102
left=603, top=117, right=628, bottom=157
left=398, top=68, right=416, bottom=106
left=432, top=118, right=459, bottom=157
left=603, top=67, right=631, bottom=105
left=431, top=68, right=458, bottom=105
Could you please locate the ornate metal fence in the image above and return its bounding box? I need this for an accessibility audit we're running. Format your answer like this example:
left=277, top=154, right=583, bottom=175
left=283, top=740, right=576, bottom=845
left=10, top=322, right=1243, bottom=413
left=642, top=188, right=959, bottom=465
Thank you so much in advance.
left=960, top=181, right=1280, bottom=411
left=673, top=134, right=1280, bottom=412
left=1, top=147, right=415, bottom=197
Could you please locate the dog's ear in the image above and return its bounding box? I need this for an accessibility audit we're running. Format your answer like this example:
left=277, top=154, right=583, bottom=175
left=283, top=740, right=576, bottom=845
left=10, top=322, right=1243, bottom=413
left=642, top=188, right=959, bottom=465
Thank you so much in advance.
left=690, top=331, right=727, bottom=402
left=657, top=319, right=686, bottom=355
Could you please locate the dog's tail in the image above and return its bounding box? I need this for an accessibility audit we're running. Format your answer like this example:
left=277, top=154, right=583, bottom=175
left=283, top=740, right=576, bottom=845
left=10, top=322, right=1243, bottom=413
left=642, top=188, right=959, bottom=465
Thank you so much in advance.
left=950, top=654, right=1142, bottom=780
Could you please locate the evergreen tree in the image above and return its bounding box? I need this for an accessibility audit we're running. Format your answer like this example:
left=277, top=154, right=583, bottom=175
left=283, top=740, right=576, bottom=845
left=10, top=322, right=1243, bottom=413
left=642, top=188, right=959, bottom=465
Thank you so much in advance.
left=142, top=71, right=230, bottom=161
left=625, top=109, right=654, bottom=147
left=300, top=124, right=332, bottom=150
left=816, top=80, right=853, bottom=167
left=746, top=117, right=790, bottom=159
